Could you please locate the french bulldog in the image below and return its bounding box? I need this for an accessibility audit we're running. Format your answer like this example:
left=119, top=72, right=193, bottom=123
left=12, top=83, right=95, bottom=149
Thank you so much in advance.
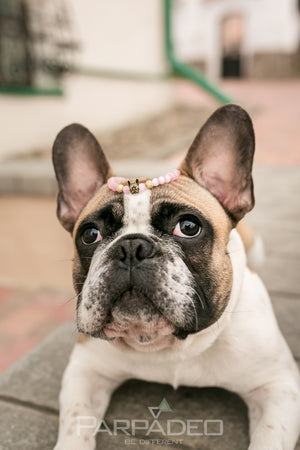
left=52, top=105, right=300, bottom=449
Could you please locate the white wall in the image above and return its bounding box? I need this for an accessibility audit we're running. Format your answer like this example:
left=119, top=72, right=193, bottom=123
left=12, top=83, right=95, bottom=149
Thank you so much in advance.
left=0, top=0, right=173, bottom=160
left=71, top=0, right=168, bottom=74
left=247, top=0, right=299, bottom=53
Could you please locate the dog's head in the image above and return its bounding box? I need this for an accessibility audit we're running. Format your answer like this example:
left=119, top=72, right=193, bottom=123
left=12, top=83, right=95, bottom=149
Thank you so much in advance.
left=52, top=105, right=255, bottom=351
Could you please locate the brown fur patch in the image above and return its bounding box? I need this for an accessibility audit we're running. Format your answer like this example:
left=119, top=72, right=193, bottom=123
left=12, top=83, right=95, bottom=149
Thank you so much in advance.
left=73, top=185, right=118, bottom=238
left=72, top=185, right=121, bottom=293
left=151, top=176, right=232, bottom=243
left=150, top=176, right=233, bottom=321
left=78, top=333, right=89, bottom=344
left=237, top=220, right=255, bottom=253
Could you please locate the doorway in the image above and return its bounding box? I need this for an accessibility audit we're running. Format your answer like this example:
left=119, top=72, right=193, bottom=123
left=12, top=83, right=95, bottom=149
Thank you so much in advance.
left=221, top=14, right=244, bottom=78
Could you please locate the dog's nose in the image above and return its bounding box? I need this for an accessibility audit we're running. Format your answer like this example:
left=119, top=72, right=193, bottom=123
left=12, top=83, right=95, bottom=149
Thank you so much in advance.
left=114, top=235, right=156, bottom=266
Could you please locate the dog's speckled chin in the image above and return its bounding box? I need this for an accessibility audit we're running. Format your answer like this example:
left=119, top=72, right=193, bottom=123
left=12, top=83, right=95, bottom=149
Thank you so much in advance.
left=77, top=289, right=177, bottom=346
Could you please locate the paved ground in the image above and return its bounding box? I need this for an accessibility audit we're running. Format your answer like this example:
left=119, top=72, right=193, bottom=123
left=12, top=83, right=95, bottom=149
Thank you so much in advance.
left=0, top=79, right=299, bottom=449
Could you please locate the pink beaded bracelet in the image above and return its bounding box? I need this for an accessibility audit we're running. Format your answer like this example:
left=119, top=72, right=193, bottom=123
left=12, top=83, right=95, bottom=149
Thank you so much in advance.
left=107, top=170, right=181, bottom=194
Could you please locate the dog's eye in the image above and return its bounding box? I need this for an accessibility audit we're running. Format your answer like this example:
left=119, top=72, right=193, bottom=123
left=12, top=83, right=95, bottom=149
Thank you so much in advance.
left=81, top=227, right=102, bottom=245
left=173, top=217, right=202, bottom=238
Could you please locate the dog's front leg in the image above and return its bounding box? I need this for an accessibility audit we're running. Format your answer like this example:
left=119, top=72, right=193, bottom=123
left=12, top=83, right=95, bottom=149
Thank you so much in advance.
left=244, top=378, right=300, bottom=450
left=54, top=345, right=123, bottom=450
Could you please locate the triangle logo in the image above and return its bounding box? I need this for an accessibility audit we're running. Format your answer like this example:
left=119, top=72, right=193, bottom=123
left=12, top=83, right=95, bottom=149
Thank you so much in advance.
left=148, top=398, right=172, bottom=418
left=158, top=398, right=172, bottom=412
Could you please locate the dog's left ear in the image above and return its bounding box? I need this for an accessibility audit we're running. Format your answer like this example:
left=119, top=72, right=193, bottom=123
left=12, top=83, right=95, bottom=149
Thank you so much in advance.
left=179, top=104, right=255, bottom=224
left=52, top=123, right=113, bottom=233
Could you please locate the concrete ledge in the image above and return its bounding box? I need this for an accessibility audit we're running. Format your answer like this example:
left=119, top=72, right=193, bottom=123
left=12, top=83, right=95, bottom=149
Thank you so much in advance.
left=0, top=159, right=57, bottom=196
left=0, top=158, right=174, bottom=196
left=0, top=401, right=58, bottom=450
left=0, top=322, right=77, bottom=410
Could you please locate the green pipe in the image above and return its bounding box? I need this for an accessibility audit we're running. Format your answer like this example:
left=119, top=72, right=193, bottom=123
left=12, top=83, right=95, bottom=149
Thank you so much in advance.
left=164, top=0, right=232, bottom=104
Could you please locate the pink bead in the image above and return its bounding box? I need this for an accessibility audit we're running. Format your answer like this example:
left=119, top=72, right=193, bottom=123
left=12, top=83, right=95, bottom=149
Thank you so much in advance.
left=165, top=174, right=171, bottom=183
left=139, top=183, right=146, bottom=192
left=107, top=179, right=114, bottom=190
left=152, top=178, right=159, bottom=186
left=174, top=169, right=181, bottom=178
left=159, top=176, right=165, bottom=184
left=108, top=177, right=125, bottom=191
left=123, top=185, right=130, bottom=194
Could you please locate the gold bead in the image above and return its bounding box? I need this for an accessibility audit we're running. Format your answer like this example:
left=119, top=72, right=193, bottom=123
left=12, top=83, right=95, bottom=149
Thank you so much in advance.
left=116, top=184, right=124, bottom=193
left=145, top=180, right=154, bottom=189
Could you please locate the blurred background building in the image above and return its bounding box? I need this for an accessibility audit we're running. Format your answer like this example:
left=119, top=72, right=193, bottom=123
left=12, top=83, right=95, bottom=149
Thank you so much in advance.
left=174, top=0, right=300, bottom=79
left=0, top=0, right=299, bottom=160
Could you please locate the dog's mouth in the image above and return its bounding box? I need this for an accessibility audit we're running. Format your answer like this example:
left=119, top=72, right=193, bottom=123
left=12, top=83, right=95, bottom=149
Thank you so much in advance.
left=77, top=279, right=199, bottom=349
left=99, top=289, right=175, bottom=350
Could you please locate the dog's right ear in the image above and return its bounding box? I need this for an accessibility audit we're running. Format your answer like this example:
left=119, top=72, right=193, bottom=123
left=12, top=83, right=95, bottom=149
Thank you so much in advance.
left=52, top=123, right=113, bottom=233
left=179, top=104, right=255, bottom=224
